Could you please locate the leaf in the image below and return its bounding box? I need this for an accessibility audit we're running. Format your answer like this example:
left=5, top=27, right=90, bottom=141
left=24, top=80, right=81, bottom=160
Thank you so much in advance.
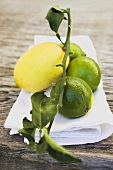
left=44, top=128, right=82, bottom=163
left=56, top=33, right=64, bottom=44
left=18, top=128, right=36, bottom=143
left=50, top=83, right=60, bottom=104
left=35, top=136, right=47, bottom=154
left=29, top=142, right=36, bottom=151
left=31, top=92, right=44, bottom=128
left=45, top=6, right=64, bottom=33
left=20, top=118, right=36, bottom=146
left=53, top=6, right=63, bottom=12
left=31, top=92, right=57, bottom=129
left=23, top=117, right=35, bottom=129
left=51, top=79, right=65, bottom=108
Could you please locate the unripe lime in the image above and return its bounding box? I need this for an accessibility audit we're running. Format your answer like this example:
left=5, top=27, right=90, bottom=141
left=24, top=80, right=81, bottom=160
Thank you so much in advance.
left=58, top=76, right=93, bottom=118
left=60, top=42, right=86, bottom=61
left=70, top=43, right=86, bottom=61
left=67, top=57, right=101, bottom=91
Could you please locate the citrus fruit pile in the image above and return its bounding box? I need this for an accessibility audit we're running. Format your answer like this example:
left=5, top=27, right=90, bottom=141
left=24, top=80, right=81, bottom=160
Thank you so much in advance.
left=13, top=6, right=102, bottom=163
left=14, top=41, right=101, bottom=118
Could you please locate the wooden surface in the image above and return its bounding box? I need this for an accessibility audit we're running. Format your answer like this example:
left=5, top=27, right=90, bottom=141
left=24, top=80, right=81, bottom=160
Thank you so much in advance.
left=0, top=0, right=113, bottom=169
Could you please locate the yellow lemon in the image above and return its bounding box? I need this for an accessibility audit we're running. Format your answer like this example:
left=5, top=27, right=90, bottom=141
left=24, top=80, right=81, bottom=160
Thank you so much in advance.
left=14, top=42, right=69, bottom=93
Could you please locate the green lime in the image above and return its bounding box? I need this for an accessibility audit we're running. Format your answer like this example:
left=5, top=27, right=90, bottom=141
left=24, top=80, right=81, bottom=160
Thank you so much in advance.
left=58, top=76, right=93, bottom=118
left=67, top=57, right=101, bottom=91
left=70, top=43, right=86, bottom=61
left=60, top=42, right=86, bottom=61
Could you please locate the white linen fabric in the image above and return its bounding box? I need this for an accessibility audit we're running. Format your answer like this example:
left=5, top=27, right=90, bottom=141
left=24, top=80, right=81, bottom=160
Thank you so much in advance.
left=4, top=35, right=113, bottom=145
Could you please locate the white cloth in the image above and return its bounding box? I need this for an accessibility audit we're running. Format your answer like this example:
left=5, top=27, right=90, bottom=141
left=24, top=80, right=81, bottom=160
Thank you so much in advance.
left=4, top=35, right=113, bottom=145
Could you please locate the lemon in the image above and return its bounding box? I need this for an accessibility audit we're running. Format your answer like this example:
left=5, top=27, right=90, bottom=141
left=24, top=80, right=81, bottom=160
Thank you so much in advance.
left=14, top=42, right=69, bottom=93
left=70, top=43, right=86, bottom=61
left=58, top=76, right=93, bottom=118
left=67, top=57, right=101, bottom=91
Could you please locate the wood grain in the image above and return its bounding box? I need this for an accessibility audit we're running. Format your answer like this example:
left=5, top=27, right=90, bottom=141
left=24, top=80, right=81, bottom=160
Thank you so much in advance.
left=0, top=0, right=113, bottom=169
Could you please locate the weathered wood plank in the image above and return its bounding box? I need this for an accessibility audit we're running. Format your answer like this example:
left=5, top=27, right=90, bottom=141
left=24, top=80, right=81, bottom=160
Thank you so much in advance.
left=0, top=0, right=113, bottom=169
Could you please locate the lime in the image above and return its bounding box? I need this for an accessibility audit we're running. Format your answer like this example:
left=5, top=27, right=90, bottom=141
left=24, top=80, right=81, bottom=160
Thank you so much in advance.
left=70, top=43, right=86, bottom=61
left=58, top=76, right=93, bottom=118
left=60, top=42, right=86, bottom=61
left=67, top=57, right=101, bottom=91
left=14, top=42, right=69, bottom=93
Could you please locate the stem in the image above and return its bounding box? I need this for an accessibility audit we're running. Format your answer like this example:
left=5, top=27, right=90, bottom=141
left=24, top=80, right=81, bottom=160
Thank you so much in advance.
left=43, top=8, right=71, bottom=133
left=39, top=129, right=42, bottom=138
left=58, top=8, right=71, bottom=107
left=63, top=8, right=71, bottom=81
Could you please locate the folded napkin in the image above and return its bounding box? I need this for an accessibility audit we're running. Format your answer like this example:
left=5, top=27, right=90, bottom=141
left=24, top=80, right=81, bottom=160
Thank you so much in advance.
left=4, top=35, right=113, bottom=145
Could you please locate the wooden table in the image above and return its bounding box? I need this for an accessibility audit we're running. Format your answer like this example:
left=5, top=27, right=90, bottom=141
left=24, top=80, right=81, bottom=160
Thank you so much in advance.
left=0, top=0, right=113, bottom=169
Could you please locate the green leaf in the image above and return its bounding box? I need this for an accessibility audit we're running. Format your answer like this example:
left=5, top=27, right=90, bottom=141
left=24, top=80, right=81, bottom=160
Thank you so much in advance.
left=51, top=79, right=65, bottom=108
left=51, top=82, right=61, bottom=104
left=45, top=6, right=64, bottom=33
left=56, top=33, right=64, bottom=44
left=18, top=128, right=36, bottom=143
left=53, top=6, right=63, bottom=12
left=44, top=128, right=82, bottom=163
left=23, top=117, right=35, bottom=129
left=29, top=142, right=36, bottom=151
left=31, top=92, right=44, bottom=128
left=31, top=92, right=57, bottom=129
left=35, top=136, right=47, bottom=154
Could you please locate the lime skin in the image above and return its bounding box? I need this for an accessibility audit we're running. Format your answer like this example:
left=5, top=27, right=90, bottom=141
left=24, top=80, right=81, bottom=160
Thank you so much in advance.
left=67, top=57, right=101, bottom=91
left=58, top=76, right=93, bottom=118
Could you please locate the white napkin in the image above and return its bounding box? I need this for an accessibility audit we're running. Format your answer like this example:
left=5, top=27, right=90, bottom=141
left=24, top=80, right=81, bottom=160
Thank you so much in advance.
left=4, top=35, right=113, bottom=145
